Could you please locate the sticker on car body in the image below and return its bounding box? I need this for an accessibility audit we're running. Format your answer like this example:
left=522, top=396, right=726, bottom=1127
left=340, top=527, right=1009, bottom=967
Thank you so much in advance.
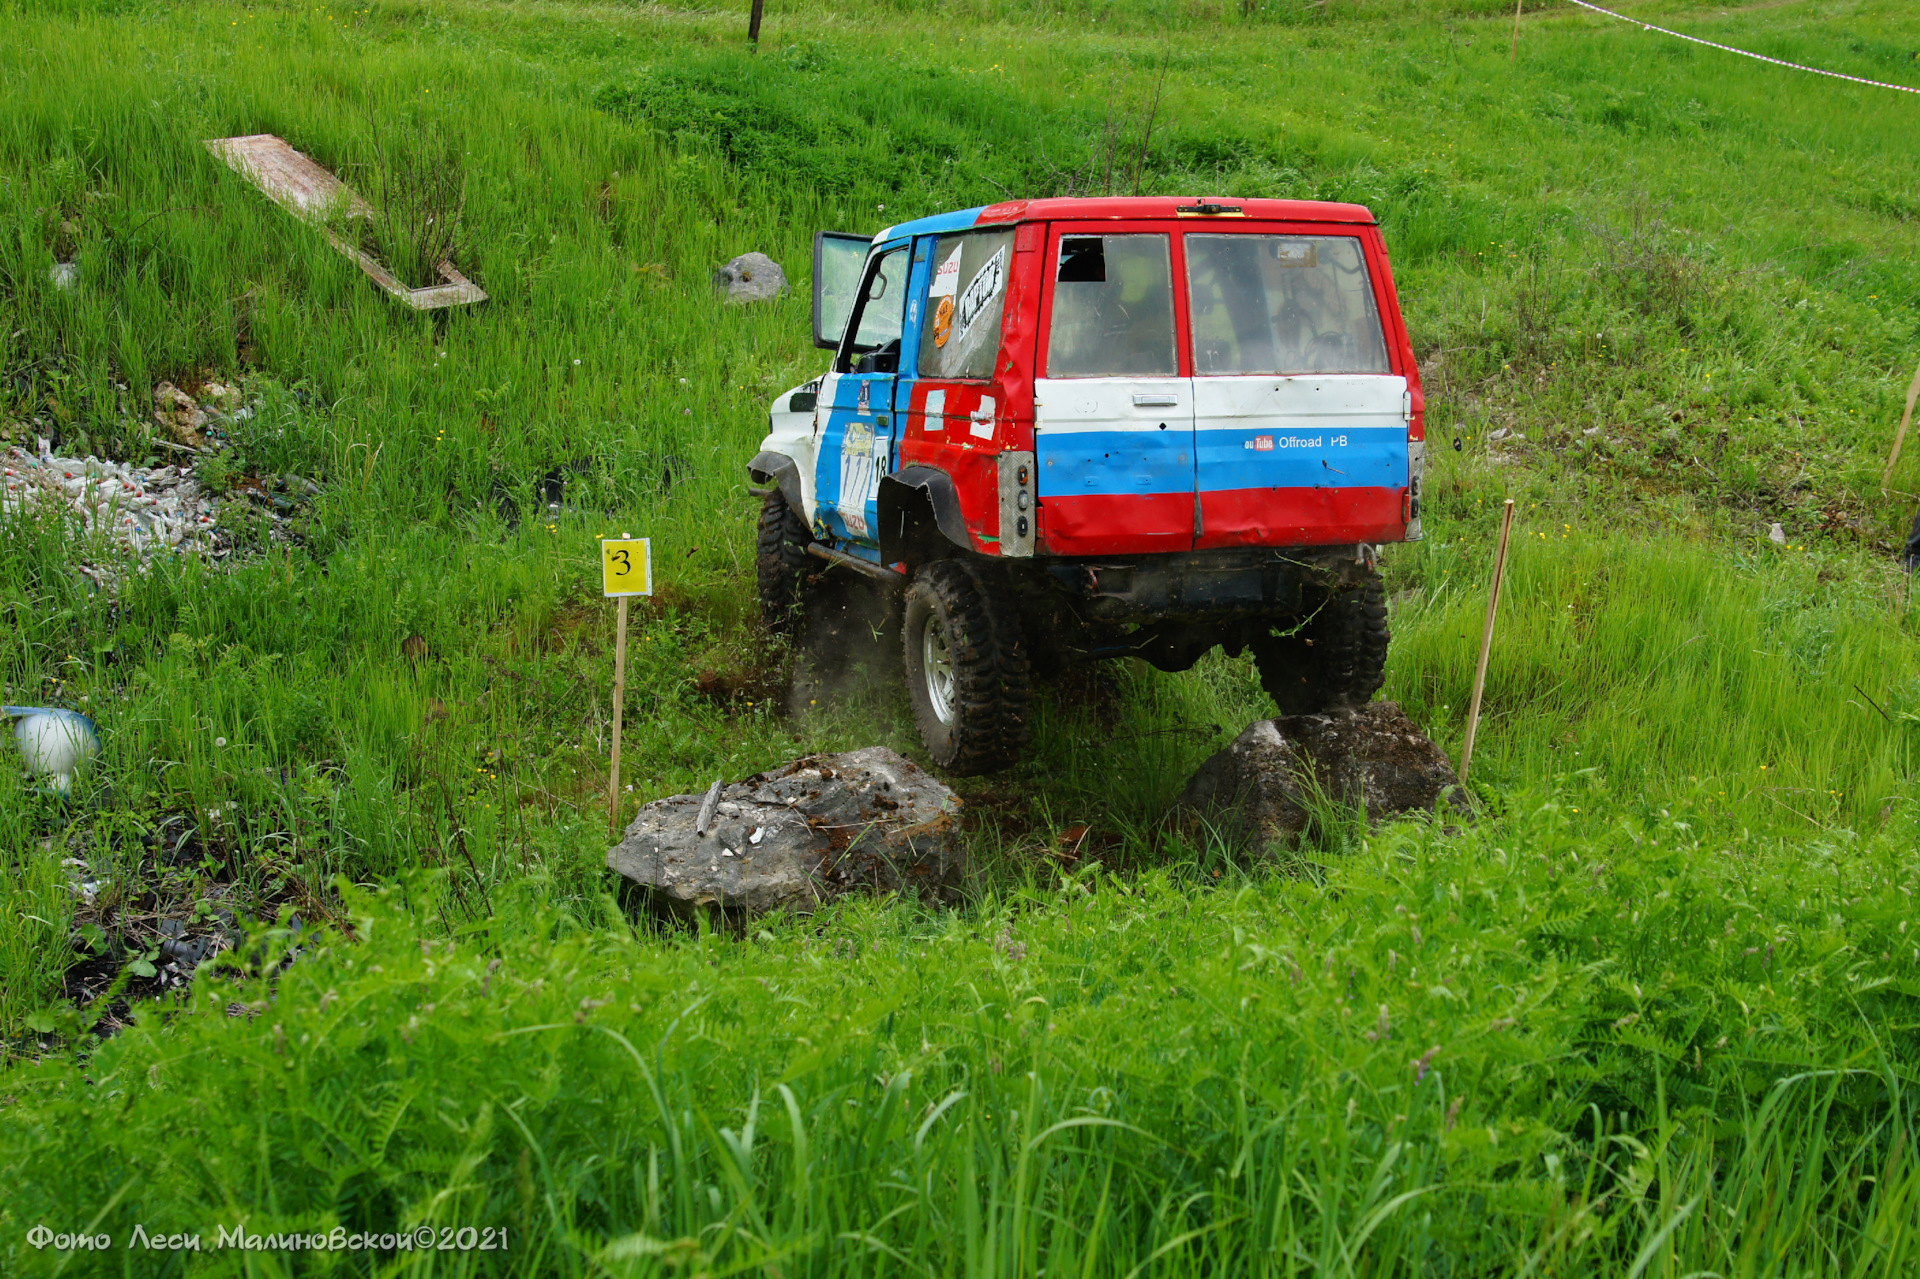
left=953, top=246, right=1006, bottom=350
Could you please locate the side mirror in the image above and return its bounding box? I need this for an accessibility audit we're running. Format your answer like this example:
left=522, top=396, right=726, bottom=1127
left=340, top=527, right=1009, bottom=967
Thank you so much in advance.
left=813, top=231, right=872, bottom=351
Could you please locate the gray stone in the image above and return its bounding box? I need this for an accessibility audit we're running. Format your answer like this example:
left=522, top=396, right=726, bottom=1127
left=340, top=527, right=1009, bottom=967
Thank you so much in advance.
left=49, top=261, right=78, bottom=291
left=1280, top=703, right=1460, bottom=821
left=712, top=252, right=789, bottom=304
left=608, top=747, right=963, bottom=918
left=1174, top=703, right=1458, bottom=852
left=1173, top=719, right=1310, bottom=848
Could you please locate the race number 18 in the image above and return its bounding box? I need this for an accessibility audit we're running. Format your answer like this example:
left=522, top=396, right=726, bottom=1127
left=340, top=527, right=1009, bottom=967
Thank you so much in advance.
left=601, top=538, right=652, bottom=597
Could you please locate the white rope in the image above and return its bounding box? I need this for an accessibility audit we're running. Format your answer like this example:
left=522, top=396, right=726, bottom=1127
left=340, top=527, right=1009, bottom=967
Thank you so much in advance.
left=1565, top=0, right=1920, bottom=96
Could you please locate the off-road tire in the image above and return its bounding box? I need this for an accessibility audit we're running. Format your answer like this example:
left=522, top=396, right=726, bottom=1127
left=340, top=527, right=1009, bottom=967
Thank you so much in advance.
left=902, top=559, right=1031, bottom=774
left=756, top=489, right=813, bottom=636
left=1251, top=572, right=1390, bottom=716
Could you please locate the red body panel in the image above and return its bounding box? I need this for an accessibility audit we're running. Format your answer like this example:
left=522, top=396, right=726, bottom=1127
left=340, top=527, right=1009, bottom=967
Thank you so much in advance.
left=1196, top=487, right=1407, bottom=549
left=1038, top=495, right=1198, bottom=557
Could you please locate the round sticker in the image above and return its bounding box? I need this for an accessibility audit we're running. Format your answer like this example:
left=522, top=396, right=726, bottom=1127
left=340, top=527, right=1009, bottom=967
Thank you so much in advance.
left=932, top=296, right=954, bottom=348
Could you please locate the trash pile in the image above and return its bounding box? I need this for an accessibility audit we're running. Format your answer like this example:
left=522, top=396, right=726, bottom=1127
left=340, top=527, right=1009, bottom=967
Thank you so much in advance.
left=3, top=441, right=220, bottom=558
left=1, top=378, right=317, bottom=579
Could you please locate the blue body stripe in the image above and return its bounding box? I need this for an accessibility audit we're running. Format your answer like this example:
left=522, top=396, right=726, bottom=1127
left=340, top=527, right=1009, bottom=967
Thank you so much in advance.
left=1041, top=427, right=1407, bottom=497
left=874, top=207, right=986, bottom=242
left=1195, top=426, right=1408, bottom=493
left=1037, top=431, right=1193, bottom=499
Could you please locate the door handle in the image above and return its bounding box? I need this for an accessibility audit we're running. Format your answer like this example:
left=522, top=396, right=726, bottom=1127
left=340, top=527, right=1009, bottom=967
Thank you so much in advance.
left=1132, top=392, right=1179, bottom=407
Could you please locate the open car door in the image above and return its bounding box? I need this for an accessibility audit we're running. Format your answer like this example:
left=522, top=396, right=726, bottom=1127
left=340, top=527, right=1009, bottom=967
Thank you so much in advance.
left=813, top=231, right=872, bottom=350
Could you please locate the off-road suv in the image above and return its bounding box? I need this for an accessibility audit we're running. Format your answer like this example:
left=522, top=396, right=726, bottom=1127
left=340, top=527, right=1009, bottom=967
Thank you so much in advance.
left=750, top=197, right=1425, bottom=774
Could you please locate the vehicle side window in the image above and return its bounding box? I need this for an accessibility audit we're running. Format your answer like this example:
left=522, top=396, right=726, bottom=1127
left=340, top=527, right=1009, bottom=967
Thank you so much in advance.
left=1185, top=234, right=1390, bottom=376
left=836, top=246, right=909, bottom=374
left=917, top=230, right=1015, bottom=381
left=1044, top=234, right=1177, bottom=379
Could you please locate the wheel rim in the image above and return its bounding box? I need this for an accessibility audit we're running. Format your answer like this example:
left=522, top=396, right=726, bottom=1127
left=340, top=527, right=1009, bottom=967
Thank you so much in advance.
left=922, top=612, right=956, bottom=725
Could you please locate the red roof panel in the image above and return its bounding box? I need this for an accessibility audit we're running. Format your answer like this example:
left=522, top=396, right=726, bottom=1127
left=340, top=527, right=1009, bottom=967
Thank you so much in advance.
left=976, top=196, right=1375, bottom=225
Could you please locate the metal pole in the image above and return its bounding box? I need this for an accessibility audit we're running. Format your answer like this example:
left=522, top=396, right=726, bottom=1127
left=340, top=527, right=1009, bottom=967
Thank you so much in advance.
left=1459, top=499, right=1516, bottom=786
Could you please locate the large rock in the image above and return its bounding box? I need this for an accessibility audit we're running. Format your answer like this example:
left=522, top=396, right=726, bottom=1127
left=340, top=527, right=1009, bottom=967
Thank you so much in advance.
left=153, top=381, right=207, bottom=448
left=712, top=252, right=789, bottom=304
left=1174, top=703, right=1458, bottom=851
left=608, top=747, right=962, bottom=918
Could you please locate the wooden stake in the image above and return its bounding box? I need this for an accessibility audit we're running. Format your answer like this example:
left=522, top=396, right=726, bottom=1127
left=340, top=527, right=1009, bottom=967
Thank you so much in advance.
left=748, top=0, right=765, bottom=43
left=1880, top=358, right=1920, bottom=490
left=1459, top=498, right=1516, bottom=787
left=608, top=592, right=630, bottom=840
left=1510, top=0, right=1524, bottom=65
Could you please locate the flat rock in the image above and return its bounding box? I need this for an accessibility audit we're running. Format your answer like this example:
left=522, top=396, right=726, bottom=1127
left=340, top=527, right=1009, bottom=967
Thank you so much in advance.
left=1174, top=702, right=1458, bottom=851
left=712, top=252, right=789, bottom=304
left=608, top=747, right=962, bottom=918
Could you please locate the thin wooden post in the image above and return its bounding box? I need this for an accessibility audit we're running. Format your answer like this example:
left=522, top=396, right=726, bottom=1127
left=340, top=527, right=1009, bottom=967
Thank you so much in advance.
left=1510, top=0, right=1524, bottom=65
left=748, top=0, right=765, bottom=43
left=609, top=595, right=629, bottom=839
left=1880, top=358, right=1920, bottom=489
left=1459, top=499, right=1516, bottom=786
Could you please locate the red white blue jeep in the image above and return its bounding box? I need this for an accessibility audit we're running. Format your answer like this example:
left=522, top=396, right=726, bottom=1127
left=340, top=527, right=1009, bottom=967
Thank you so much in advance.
left=750, top=197, right=1425, bottom=774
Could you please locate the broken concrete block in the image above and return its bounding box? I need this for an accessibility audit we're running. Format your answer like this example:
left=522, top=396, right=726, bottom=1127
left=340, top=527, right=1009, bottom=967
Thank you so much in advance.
left=608, top=747, right=963, bottom=919
left=1174, top=703, right=1458, bottom=852
left=712, top=252, right=789, bottom=304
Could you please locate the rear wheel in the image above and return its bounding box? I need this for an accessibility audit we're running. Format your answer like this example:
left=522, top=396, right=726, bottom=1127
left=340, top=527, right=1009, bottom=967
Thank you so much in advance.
left=902, top=559, right=1031, bottom=774
left=1251, top=572, right=1389, bottom=716
left=755, top=489, right=813, bottom=636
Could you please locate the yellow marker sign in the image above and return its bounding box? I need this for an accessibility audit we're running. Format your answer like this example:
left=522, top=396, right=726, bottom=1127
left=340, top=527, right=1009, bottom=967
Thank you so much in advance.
left=601, top=538, right=652, bottom=597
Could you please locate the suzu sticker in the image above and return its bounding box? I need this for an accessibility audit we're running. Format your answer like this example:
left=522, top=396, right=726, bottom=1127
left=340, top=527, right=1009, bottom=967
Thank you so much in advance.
left=930, top=244, right=962, bottom=299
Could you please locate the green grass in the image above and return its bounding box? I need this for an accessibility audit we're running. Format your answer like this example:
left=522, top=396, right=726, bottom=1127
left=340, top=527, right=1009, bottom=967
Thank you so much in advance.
left=3, top=0, right=1920, bottom=1271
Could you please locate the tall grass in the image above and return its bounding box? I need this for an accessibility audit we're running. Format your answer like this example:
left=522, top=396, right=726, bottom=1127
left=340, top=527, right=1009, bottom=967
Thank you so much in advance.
left=5, top=841, right=1916, bottom=1275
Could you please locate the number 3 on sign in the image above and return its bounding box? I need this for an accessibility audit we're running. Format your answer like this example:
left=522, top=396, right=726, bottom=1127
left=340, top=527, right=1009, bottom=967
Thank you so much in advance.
left=601, top=538, right=652, bottom=597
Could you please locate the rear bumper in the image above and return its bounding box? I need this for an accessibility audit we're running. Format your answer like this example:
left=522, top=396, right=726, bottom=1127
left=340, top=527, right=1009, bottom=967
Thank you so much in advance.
left=1028, top=543, right=1377, bottom=624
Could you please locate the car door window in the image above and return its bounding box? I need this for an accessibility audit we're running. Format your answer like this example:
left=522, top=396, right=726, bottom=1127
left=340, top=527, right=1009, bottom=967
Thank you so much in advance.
left=837, top=247, right=910, bottom=373
left=918, top=230, right=1015, bottom=381
left=1185, top=234, right=1390, bottom=376
left=1045, top=234, right=1177, bottom=378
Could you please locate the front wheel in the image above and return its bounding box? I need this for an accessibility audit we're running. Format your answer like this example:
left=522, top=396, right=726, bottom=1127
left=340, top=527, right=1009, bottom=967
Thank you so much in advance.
left=902, top=559, right=1031, bottom=774
left=1250, top=572, right=1390, bottom=716
left=755, top=488, right=813, bottom=636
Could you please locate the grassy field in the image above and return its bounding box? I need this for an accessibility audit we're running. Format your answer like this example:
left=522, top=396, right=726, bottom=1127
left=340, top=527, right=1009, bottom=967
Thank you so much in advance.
left=3, top=0, right=1920, bottom=1272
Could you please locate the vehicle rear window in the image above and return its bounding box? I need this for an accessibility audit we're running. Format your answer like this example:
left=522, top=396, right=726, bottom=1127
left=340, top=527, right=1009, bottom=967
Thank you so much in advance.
left=1045, top=233, right=1178, bottom=379
left=917, top=230, right=1014, bottom=381
left=1185, top=234, right=1390, bottom=376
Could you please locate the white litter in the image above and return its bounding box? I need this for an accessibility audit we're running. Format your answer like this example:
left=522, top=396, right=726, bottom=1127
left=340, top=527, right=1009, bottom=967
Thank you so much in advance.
left=3, top=442, right=219, bottom=561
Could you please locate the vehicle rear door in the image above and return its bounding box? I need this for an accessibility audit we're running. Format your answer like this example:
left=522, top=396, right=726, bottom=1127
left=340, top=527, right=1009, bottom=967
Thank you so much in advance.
left=1032, top=226, right=1194, bottom=556
left=814, top=240, right=910, bottom=547
left=1184, top=228, right=1410, bottom=547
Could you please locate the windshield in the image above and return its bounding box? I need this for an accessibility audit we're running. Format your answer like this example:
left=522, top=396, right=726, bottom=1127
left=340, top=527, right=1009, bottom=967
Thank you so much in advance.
left=1185, top=234, right=1390, bottom=376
